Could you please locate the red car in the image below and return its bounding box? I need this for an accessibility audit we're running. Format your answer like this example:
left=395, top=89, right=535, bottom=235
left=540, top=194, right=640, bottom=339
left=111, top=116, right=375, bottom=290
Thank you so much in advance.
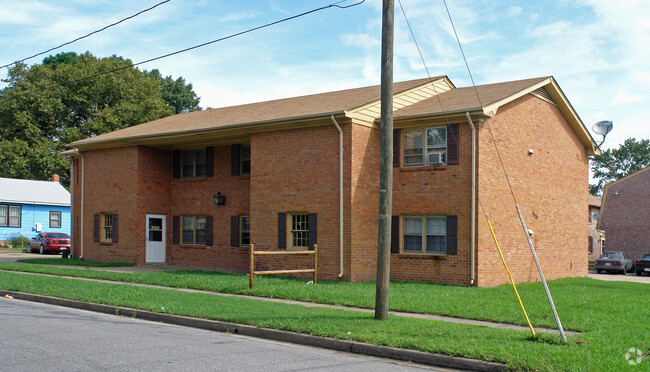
left=28, top=232, right=71, bottom=254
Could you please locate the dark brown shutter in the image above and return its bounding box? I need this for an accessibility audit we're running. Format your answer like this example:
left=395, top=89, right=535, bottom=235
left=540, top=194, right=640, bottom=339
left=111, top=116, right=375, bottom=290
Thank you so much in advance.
left=230, top=215, right=239, bottom=247
left=308, top=213, right=317, bottom=250
left=393, top=129, right=401, bottom=167
left=172, top=150, right=180, bottom=178
left=391, top=216, right=400, bottom=253
left=446, top=215, right=458, bottom=255
left=206, top=147, right=214, bottom=177
left=111, top=214, right=119, bottom=243
left=446, top=124, right=459, bottom=165
left=278, top=213, right=286, bottom=249
left=231, top=144, right=241, bottom=176
left=205, top=215, right=213, bottom=246
left=172, top=215, right=180, bottom=245
left=93, top=213, right=99, bottom=242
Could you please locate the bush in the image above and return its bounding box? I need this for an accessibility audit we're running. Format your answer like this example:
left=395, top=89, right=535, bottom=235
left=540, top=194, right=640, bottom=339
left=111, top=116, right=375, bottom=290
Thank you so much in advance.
left=9, top=235, right=29, bottom=248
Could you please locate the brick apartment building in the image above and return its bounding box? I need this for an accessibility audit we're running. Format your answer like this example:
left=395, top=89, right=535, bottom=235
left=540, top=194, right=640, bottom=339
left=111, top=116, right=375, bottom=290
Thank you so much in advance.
left=588, top=194, right=604, bottom=261
left=64, top=76, right=598, bottom=287
left=599, top=166, right=650, bottom=260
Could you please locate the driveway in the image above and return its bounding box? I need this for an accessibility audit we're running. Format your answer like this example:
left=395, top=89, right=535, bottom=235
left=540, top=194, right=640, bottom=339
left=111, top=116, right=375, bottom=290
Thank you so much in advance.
left=0, top=250, right=34, bottom=263
left=588, top=270, right=650, bottom=284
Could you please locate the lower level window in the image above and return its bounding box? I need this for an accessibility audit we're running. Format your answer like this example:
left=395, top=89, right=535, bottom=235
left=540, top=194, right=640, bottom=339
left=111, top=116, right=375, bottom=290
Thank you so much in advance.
left=291, top=213, right=309, bottom=249
left=240, top=215, right=250, bottom=246
left=50, top=211, right=62, bottom=228
left=182, top=216, right=207, bottom=245
left=101, top=213, right=113, bottom=243
left=403, top=215, right=446, bottom=254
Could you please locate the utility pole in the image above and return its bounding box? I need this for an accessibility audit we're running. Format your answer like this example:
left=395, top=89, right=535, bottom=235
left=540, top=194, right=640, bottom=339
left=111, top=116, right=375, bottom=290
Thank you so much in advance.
left=375, top=0, right=394, bottom=321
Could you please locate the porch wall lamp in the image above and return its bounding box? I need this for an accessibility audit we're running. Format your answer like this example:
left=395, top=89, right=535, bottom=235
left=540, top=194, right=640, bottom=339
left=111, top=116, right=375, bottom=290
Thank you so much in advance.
left=213, top=191, right=226, bottom=206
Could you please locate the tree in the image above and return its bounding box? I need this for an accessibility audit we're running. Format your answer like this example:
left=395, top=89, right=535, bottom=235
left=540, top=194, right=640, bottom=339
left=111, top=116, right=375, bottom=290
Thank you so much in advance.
left=0, top=51, right=199, bottom=187
left=590, top=138, right=650, bottom=196
left=144, top=69, right=201, bottom=114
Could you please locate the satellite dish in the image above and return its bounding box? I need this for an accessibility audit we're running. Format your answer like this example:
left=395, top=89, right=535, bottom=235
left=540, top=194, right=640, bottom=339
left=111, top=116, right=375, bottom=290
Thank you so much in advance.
left=593, top=213, right=600, bottom=221
left=592, top=121, right=613, bottom=135
left=592, top=121, right=613, bottom=147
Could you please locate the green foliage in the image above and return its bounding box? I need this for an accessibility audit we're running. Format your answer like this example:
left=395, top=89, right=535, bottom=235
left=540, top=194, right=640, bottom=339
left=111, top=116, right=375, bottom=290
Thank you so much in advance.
left=0, top=51, right=200, bottom=187
left=590, top=138, right=650, bottom=195
left=144, top=69, right=201, bottom=114
left=8, top=234, right=29, bottom=248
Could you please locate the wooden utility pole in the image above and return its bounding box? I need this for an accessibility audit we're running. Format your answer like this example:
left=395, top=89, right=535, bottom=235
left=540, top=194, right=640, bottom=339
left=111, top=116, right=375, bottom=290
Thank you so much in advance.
left=375, top=0, right=394, bottom=321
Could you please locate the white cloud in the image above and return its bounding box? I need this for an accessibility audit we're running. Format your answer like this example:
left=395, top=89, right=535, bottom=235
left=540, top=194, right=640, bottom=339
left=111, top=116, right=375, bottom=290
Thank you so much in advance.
left=507, top=6, right=523, bottom=16
left=341, top=33, right=380, bottom=49
left=611, top=90, right=642, bottom=106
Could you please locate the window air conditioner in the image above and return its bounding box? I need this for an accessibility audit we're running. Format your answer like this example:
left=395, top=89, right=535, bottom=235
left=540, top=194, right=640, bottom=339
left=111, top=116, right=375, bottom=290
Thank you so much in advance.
left=427, top=153, right=446, bottom=165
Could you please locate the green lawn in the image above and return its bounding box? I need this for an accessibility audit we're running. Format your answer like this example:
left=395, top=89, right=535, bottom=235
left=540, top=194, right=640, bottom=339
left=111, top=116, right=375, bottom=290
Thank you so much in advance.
left=17, top=258, right=134, bottom=267
left=0, top=263, right=648, bottom=371
left=0, top=247, right=26, bottom=252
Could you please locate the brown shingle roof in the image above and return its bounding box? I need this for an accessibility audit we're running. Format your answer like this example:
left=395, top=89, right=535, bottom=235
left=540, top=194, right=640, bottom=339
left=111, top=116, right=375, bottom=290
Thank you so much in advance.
left=589, top=194, right=601, bottom=207
left=394, top=77, right=550, bottom=119
left=69, top=78, right=436, bottom=148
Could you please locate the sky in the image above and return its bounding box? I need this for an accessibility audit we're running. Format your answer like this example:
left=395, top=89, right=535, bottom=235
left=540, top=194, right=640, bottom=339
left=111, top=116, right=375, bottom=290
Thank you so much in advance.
left=0, top=0, right=648, bottom=151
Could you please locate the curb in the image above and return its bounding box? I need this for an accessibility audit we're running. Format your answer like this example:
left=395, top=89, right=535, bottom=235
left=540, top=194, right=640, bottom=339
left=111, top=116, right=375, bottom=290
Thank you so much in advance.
left=1, top=290, right=507, bottom=371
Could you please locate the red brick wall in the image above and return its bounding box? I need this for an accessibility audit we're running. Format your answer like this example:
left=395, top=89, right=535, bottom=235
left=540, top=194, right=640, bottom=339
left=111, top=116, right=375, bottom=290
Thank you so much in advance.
left=475, top=94, right=589, bottom=287
left=600, top=168, right=650, bottom=260
left=77, top=146, right=141, bottom=263
left=250, top=124, right=341, bottom=280
left=390, top=123, right=473, bottom=285
left=168, top=144, right=250, bottom=270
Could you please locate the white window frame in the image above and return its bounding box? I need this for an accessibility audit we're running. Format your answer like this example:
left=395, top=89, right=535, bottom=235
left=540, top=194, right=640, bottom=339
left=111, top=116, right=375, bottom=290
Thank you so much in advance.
left=101, top=213, right=113, bottom=243
left=8, top=205, right=21, bottom=227
left=402, top=215, right=447, bottom=254
left=290, top=213, right=309, bottom=249
left=403, top=127, right=447, bottom=166
left=0, top=205, right=7, bottom=226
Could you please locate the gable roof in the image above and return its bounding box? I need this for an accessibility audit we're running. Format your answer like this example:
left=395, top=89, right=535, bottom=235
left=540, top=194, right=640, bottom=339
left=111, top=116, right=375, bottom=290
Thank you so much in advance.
left=0, top=177, right=70, bottom=206
left=67, top=75, right=597, bottom=155
left=598, top=165, right=650, bottom=229
left=588, top=194, right=601, bottom=208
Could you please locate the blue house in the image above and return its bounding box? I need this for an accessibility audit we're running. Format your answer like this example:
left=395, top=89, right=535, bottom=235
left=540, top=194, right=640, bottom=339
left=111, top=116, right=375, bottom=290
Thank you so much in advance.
left=0, top=175, right=71, bottom=242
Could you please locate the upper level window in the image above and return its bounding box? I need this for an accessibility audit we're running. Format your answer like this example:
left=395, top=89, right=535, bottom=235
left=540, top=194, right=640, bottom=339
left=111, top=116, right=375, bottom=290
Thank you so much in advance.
left=50, top=211, right=62, bottom=228
left=403, top=127, right=447, bottom=166
left=182, top=149, right=207, bottom=178
left=241, top=145, right=251, bottom=176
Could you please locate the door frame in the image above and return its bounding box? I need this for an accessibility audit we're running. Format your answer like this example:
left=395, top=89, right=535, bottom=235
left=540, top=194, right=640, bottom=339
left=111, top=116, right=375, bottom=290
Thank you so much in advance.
left=145, top=214, right=166, bottom=263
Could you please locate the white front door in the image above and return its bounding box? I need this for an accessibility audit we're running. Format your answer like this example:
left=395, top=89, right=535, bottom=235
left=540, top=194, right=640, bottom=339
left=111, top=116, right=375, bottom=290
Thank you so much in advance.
left=146, top=214, right=166, bottom=263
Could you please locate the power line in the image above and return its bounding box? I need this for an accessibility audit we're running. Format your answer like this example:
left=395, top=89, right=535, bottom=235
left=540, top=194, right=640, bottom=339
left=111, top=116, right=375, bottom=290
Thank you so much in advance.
left=0, top=0, right=365, bottom=102
left=0, top=0, right=172, bottom=70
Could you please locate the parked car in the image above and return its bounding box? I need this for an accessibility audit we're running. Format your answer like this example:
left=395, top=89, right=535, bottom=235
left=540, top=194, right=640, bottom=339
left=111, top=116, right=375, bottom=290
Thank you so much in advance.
left=634, top=253, right=650, bottom=276
left=594, top=251, right=634, bottom=274
left=28, top=232, right=71, bottom=254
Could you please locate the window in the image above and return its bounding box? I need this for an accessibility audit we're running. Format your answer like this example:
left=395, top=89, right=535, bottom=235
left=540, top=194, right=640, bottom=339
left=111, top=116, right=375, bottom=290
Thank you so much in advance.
left=291, top=213, right=309, bottom=249
left=241, top=145, right=251, bottom=176
left=403, top=127, right=447, bottom=166
left=240, top=215, right=250, bottom=246
left=101, top=213, right=113, bottom=243
left=402, top=215, right=446, bottom=254
left=182, top=216, right=207, bottom=245
left=50, top=211, right=62, bottom=228
left=8, top=206, right=21, bottom=227
left=588, top=236, right=593, bottom=254
left=0, top=205, right=6, bottom=226
left=182, top=149, right=207, bottom=178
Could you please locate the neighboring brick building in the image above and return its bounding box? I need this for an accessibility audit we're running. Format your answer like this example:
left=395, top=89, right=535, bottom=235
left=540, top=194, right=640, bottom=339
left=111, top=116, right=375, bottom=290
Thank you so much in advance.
left=587, top=194, right=604, bottom=261
left=599, top=166, right=650, bottom=260
left=64, top=76, right=598, bottom=287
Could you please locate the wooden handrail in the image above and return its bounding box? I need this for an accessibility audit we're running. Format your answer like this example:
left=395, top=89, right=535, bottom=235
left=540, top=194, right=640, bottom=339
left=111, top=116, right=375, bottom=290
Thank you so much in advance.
left=249, top=243, right=317, bottom=288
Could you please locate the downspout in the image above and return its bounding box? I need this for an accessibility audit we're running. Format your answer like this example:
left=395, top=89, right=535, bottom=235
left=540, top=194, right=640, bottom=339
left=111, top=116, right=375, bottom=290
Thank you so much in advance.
left=69, top=157, right=75, bottom=258
left=330, top=115, right=344, bottom=278
left=465, top=112, right=476, bottom=285
left=80, top=150, right=85, bottom=259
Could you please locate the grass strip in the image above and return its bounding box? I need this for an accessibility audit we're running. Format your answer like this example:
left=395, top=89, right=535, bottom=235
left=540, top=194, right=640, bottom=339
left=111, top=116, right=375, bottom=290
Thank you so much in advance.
left=1, top=270, right=634, bottom=372
left=0, top=262, right=648, bottom=334
left=17, top=258, right=134, bottom=267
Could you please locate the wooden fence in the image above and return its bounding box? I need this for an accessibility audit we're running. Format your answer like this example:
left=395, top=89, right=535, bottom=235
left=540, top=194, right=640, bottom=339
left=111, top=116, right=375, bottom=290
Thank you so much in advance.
left=248, top=243, right=317, bottom=288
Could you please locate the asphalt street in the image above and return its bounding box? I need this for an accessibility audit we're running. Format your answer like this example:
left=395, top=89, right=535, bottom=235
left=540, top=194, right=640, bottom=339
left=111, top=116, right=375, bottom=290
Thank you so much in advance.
left=0, top=298, right=446, bottom=372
